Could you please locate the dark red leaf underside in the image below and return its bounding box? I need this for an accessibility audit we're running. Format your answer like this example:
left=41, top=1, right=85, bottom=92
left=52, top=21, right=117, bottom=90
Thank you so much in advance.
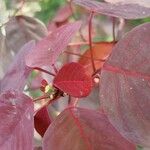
left=34, top=106, right=51, bottom=137
left=79, top=42, right=115, bottom=76
left=0, top=90, right=34, bottom=150
left=43, top=107, right=136, bottom=150
left=0, top=41, right=35, bottom=92
left=100, top=23, right=150, bottom=147
left=53, top=62, right=93, bottom=98
left=26, top=21, right=81, bottom=68
left=73, top=0, right=150, bottom=19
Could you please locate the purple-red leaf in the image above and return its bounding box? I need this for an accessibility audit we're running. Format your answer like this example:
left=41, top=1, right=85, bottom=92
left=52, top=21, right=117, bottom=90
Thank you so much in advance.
left=0, top=41, right=35, bottom=92
left=26, top=21, right=81, bottom=68
left=43, top=107, right=136, bottom=150
left=73, top=0, right=150, bottom=19
left=100, top=23, right=150, bottom=147
left=34, top=106, right=51, bottom=137
left=0, top=90, right=34, bottom=150
left=53, top=62, right=93, bottom=98
left=105, top=0, right=150, bottom=8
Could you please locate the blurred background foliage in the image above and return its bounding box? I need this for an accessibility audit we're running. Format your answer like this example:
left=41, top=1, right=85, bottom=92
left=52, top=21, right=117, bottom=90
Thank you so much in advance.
left=1, top=0, right=150, bottom=25
left=36, top=0, right=66, bottom=23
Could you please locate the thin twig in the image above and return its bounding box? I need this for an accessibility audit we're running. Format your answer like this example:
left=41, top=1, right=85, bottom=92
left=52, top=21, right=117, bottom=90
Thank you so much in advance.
left=33, top=67, right=56, bottom=77
left=34, top=95, right=51, bottom=102
left=88, top=11, right=96, bottom=72
left=112, top=17, right=116, bottom=42
left=52, top=64, right=58, bottom=74
left=34, top=95, right=61, bottom=115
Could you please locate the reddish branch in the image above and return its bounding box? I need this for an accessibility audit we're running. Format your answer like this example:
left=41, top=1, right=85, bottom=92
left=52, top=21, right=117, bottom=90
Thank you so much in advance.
left=112, top=17, right=116, bottom=42
left=88, top=12, right=96, bottom=73
left=34, top=95, right=61, bottom=114
left=33, top=67, right=56, bottom=77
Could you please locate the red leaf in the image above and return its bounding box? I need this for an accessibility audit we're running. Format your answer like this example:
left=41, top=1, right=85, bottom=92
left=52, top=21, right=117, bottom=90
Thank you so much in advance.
left=53, top=62, right=93, bottom=98
left=73, top=0, right=150, bottom=19
left=100, top=23, right=150, bottom=147
left=79, top=42, right=115, bottom=76
left=26, top=21, right=81, bottom=68
left=34, top=106, right=51, bottom=137
left=0, top=41, right=35, bottom=92
left=0, top=90, right=34, bottom=150
left=43, top=107, right=136, bottom=150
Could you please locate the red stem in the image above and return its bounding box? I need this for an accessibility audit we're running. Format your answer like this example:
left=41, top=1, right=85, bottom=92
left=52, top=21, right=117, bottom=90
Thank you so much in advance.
left=33, top=67, right=56, bottom=77
left=34, top=95, right=61, bottom=114
left=52, top=64, right=58, bottom=74
left=88, top=12, right=96, bottom=73
left=34, top=95, right=50, bottom=102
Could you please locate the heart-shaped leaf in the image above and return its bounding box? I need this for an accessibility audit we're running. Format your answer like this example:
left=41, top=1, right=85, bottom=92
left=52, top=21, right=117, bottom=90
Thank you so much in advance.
left=26, top=21, right=81, bottom=68
left=53, top=62, right=93, bottom=98
left=100, top=23, right=150, bottom=147
left=0, top=90, right=34, bottom=150
left=79, top=42, right=115, bottom=76
left=73, top=0, right=150, bottom=19
left=43, top=107, right=136, bottom=150
left=34, top=106, right=51, bottom=137
left=0, top=41, right=35, bottom=92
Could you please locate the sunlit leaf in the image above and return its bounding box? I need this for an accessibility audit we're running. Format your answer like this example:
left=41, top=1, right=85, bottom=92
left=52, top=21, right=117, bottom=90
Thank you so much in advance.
left=43, top=107, right=136, bottom=150
left=79, top=42, right=115, bottom=76
left=53, top=62, right=93, bottom=98
left=100, top=23, right=150, bottom=147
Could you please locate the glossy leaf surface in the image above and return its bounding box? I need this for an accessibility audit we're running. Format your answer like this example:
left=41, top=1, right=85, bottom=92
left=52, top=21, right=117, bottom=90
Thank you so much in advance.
left=100, top=23, right=150, bottom=147
left=73, top=0, right=150, bottom=19
left=0, top=41, right=35, bottom=92
left=34, top=106, right=51, bottom=137
left=53, top=62, right=93, bottom=98
left=79, top=42, right=115, bottom=76
left=43, top=107, right=136, bottom=150
left=0, top=90, right=34, bottom=150
left=26, top=21, right=81, bottom=68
